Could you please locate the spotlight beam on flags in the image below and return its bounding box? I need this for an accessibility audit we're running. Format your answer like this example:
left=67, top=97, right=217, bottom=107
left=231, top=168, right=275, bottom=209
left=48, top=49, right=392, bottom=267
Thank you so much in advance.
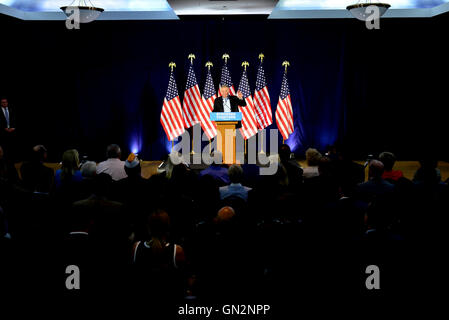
left=253, top=53, right=272, bottom=129
left=200, top=62, right=218, bottom=140
left=276, top=61, right=294, bottom=141
left=237, top=61, right=258, bottom=140
left=161, top=62, right=185, bottom=141
left=182, top=54, right=201, bottom=128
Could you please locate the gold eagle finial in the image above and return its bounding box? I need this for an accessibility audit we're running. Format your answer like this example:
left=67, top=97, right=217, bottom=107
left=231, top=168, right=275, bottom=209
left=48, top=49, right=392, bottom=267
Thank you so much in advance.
left=188, top=54, right=196, bottom=64
left=205, top=61, right=213, bottom=70
left=168, top=62, right=176, bottom=72
left=222, top=53, right=230, bottom=63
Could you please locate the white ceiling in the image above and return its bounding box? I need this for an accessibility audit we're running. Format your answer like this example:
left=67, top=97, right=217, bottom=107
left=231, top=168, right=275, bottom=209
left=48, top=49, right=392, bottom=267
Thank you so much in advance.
left=1, top=0, right=449, bottom=19
left=1, top=0, right=448, bottom=13
left=168, top=0, right=278, bottom=15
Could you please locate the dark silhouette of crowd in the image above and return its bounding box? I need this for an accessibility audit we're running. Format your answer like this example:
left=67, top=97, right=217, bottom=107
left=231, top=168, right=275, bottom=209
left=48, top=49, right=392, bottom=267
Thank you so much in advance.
left=0, top=143, right=447, bottom=313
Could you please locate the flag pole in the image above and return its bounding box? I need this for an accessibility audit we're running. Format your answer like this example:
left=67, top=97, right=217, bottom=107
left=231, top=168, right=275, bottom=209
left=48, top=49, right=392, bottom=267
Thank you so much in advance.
left=168, top=62, right=177, bottom=153
left=191, top=127, right=195, bottom=155
left=257, top=54, right=266, bottom=155
left=188, top=54, right=196, bottom=155
left=259, top=130, right=265, bottom=154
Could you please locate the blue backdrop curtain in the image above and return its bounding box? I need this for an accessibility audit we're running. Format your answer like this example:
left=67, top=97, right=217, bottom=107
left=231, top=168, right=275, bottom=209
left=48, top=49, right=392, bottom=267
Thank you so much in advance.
left=0, top=14, right=447, bottom=161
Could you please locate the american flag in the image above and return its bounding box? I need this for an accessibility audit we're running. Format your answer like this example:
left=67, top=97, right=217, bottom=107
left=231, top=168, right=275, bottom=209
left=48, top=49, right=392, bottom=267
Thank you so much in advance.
left=237, top=70, right=258, bottom=140
left=275, top=72, right=294, bottom=140
left=161, top=71, right=185, bottom=141
left=253, top=62, right=272, bottom=129
left=200, top=68, right=218, bottom=139
left=182, top=64, right=201, bottom=128
left=218, top=62, right=236, bottom=96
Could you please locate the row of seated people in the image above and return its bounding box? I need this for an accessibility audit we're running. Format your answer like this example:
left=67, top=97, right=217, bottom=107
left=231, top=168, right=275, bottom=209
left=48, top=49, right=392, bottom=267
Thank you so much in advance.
left=0, top=143, right=448, bottom=305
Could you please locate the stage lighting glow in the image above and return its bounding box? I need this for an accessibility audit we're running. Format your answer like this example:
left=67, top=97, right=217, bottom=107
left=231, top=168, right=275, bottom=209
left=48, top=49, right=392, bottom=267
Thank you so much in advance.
left=130, top=136, right=141, bottom=156
left=165, top=139, right=173, bottom=154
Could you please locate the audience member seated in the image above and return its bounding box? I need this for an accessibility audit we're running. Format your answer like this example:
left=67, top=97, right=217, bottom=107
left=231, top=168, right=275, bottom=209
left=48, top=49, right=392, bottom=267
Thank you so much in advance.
left=379, top=151, right=403, bottom=182
left=55, top=149, right=83, bottom=189
left=331, top=146, right=365, bottom=193
left=199, top=151, right=230, bottom=186
left=219, top=165, right=252, bottom=202
left=112, top=154, right=151, bottom=232
left=132, top=209, right=185, bottom=300
left=279, top=144, right=303, bottom=188
left=303, top=148, right=322, bottom=179
left=96, top=144, right=127, bottom=181
left=413, top=158, right=442, bottom=184
left=78, top=161, right=97, bottom=199
left=20, top=145, right=54, bottom=193
left=355, top=160, right=395, bottom=203
left=192, top=206, right=256, bottom=300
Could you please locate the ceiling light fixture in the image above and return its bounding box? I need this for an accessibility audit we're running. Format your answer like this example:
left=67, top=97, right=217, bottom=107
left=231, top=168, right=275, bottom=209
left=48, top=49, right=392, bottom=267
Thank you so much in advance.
left=61, top=0, right=104, bottom=23
left=346, top=1, right=390, bottom=21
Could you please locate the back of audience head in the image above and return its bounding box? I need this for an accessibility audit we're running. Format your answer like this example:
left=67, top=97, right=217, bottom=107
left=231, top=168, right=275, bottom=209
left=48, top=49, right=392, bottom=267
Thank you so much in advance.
left=61, top=149, right=80, bottom=180
left=379, top=152, right=396, bottom=172
left=124, top=153, right=141, bottom=178
left=81, top=161, right=97, bottom=179
left=31, top=145, right=48, bottom=163
left=228, top=165, right=243, bottom=184
left=147, top=209, right=171, bottom=255
left=214, top=206, right=236, bottom=225
left=305, top=148, right=322, bottom=167
left=318, top=156, right=334, bottom=177
left=279, top=144, right=292, bottom=163
left=106, top=144, right=121, bottom=159
left=368, top=160, right=384, bottom=179
left=415, top=157, right=440, bottom=183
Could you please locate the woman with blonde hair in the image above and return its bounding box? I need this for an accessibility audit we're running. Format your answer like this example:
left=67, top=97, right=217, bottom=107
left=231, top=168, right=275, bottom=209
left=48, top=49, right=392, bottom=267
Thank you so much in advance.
left=55, top=149, right=83, bottom=189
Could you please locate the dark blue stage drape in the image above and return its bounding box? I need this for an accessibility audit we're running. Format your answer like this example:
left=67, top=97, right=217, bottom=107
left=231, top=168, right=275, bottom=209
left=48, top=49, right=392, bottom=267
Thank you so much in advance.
left=1, top=15, right=447, bottom=161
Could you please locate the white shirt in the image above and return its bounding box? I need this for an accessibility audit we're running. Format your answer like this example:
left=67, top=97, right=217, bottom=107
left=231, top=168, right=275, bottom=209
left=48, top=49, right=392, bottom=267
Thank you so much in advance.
left=96, top=158, right=128, bottom=181
left=303, top=166, right=320, bottom=179
left=223, top=97, right=231, bottom=113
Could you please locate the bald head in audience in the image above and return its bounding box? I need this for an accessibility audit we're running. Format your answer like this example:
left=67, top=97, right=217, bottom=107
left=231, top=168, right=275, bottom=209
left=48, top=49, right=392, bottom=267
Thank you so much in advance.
left=368, top=160, right=385, bottom=179
left=214, top=206, right=236, bottom=224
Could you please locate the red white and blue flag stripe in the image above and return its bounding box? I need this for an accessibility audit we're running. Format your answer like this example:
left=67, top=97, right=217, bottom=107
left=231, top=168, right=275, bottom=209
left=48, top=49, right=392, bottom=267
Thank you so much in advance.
left=182, top=63, right=201, bottom=128
left=161, top=71, right=185, bottom=141
left=237, top=69, right=258, bottom=140
left=200, top=68, right=218, bottom=139
left=253, top=62, right=272, bottom=129
left=275, top=71, right=294, bottom=140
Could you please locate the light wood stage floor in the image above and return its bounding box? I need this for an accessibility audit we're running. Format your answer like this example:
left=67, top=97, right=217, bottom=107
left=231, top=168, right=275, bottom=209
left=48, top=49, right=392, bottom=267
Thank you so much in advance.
left=14, top=161, right=449, bottom=182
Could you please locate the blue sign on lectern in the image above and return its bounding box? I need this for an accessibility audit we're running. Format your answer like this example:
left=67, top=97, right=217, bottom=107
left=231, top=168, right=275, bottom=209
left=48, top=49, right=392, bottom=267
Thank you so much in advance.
left=210, top=112, right=242, bottom=122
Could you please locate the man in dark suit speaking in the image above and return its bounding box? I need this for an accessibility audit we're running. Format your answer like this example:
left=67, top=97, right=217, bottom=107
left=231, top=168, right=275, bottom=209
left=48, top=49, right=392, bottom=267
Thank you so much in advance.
left=212, top=84, right=246, bottom=128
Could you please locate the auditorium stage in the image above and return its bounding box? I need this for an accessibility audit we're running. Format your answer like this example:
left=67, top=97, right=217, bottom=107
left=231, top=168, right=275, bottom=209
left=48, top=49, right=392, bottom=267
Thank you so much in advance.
left=14, top=161, right=449, bottom=182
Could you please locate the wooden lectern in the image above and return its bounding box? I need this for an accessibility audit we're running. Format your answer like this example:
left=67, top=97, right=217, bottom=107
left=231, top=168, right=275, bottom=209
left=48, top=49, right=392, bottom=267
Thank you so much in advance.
left=210, top=112, right=242, bottom=164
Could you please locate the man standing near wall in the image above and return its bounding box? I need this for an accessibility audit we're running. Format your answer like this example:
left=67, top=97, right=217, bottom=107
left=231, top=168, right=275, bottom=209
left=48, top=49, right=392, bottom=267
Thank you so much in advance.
left=0, top=97, right=17, bottom=162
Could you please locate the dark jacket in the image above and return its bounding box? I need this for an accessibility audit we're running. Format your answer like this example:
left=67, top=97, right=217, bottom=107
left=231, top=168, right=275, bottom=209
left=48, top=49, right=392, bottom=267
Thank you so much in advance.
left=0, top=106, right=16, bottom=129
left=212, top=96, right=247, bottom=129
